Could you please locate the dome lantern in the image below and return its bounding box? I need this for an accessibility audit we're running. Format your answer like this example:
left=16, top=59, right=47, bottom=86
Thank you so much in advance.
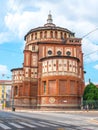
left=44, top=11, right=56, bottom=27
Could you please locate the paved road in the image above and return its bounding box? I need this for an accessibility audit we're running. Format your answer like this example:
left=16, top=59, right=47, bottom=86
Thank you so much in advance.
left=0, top=110, right=98, bottom=130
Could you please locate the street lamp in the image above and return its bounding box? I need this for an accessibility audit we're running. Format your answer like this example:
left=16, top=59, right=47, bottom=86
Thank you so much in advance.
left=11, top=86, right=15, bottom=111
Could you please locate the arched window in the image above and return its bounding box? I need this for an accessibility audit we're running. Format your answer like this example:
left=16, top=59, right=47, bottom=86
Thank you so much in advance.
left=55, top=31, right=57, bottom=38
left=43, top=81, right=46, bottom=94
left=44, top=31, right=47, bottom=38
left=35, top=32, right=37, bottom=39
left=31, top=33, right=33, bottom=40
left=51, top=31, right=53, bottom=38
left=40, top=32, right=42, bottom=39
left=61, top=32, right=63, bottom=39
left=26, top=36, right=29, bottom=42
left=15, top=86, right=18, bottom=96
left=64, top=33, right=66, bottom=39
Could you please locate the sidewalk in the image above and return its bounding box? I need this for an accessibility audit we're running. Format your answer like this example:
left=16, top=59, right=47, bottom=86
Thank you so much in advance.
left=3, top=107, right=98, bottom=113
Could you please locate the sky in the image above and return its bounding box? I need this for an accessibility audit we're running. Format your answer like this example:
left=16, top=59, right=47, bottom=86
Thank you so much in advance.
left=0, top=0, right=98, bottom=84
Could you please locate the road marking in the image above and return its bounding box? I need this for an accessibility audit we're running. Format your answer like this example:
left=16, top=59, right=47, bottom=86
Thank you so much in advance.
left=30, top=121, right=47, bottom=127
left=8, top=122, right=24, bottom=128
left=0, top=123, right=11, bottom=129
left=39, top=121, right=59, bottom=127
left=88, top=119, right=98, bottom=124
left=19, top=122, right=36, bottom=128
left=82, top=126, right=96, bottom=130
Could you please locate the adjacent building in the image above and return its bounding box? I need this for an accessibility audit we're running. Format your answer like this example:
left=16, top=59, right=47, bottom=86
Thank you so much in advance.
left=0, top=80, right=12, bottom=109
left=11, top=13, right=85, bottom=110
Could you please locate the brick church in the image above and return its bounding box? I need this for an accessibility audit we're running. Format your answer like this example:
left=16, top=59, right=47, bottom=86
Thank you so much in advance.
left=11, top=13, right=85, bottom=110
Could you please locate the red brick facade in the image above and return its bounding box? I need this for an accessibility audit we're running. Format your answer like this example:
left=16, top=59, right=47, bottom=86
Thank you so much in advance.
left=11, top=13, right=85, bottom=109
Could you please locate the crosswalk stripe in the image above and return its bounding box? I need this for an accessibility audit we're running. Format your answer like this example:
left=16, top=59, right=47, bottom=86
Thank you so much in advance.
left=0, top=121, right=60, bottom=129
left=8, top=122, right=24, bottom=128
left=0, top=123, right=11, bottom=129
left=30, top=121, right=47, bottom=127
left=19, top=122, right=36, bottom=128
left=39, top=121, right=59, bottom=127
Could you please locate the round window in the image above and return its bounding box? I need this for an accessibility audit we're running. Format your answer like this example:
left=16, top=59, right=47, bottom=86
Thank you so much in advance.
left=57, top=51, right=62, bottom=56
left=66, top=51, right=71, bottom=56
left=48, top=50, right=52, bottom=55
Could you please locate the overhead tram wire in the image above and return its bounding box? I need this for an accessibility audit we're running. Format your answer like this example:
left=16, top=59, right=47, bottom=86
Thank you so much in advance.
left=81, top=27, right=98, bottom=68
left=81, top=27, right=98, bottom=57
left=82, top=27, right=98, bottom=38
left=84, top=49, right=98, bottom=57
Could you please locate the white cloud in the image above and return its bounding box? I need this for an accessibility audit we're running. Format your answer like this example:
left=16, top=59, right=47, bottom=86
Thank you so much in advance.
left=94, top=65, right=98, bottom=70
left=0, top=65, right=8, bottom=75
left=4, top=0, right=98, bottom=38
left=4, top=11, right=44, bottom=39
left=2, top=0, right=98, bottom=64
left=0, top=32, right=10, bottom=44
left=7, top=0, right=24, bottom=12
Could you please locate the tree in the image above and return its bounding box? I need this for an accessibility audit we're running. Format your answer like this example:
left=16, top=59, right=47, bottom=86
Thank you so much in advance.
left=83, top=82, right=98, bottom=109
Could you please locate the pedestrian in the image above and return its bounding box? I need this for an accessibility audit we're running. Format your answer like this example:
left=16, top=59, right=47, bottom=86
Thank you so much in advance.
left=81, top=105, right=83, bottom=111
left=86, top=104, right=89, bottom=112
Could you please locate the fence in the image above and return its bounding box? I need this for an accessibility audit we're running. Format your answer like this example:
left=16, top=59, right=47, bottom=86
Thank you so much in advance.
left=82, top=100, right=98, bottom=110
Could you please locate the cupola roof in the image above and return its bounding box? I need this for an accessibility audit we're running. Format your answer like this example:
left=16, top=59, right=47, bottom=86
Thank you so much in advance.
left=24, top=12, right=75, bottom=40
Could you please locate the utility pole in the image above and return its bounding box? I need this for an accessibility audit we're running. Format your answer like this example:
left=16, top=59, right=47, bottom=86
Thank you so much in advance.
left=89, top=78, right=91, bottom=84
left=1, top=74, right=5, bottom=109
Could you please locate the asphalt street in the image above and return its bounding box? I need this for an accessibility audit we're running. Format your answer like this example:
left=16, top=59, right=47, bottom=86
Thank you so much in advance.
left=0, top=110, right=98, bottom=130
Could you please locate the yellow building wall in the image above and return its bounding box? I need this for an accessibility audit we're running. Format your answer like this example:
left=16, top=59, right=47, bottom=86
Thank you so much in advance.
left=0, top=84, right=6, bottom=109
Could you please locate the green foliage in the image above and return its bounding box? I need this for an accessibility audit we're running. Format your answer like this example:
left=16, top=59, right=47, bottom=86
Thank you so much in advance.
left=83, top=82, right=98, bottom=109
